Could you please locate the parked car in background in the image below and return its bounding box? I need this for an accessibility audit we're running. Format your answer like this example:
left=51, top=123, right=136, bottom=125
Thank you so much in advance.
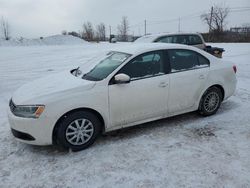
left=134, top=33, right=225, bottom=58
left=8, top=43, right=236, bottom=151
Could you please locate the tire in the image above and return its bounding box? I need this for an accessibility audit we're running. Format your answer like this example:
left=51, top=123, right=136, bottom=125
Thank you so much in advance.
left=56, top=111, right=101, bottom=151
left=198, top=87, right=223, bottom=116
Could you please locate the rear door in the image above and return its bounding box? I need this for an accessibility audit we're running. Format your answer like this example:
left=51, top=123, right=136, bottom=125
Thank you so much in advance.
left=166, top=49, right=210, bottom=115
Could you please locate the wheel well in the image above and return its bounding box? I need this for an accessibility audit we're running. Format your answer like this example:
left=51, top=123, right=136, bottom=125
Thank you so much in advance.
left=198, top=84, right=225, bottom=111
left=209, top=84, right=225, bottom=100
left=52, top=108, right=105, bottom=145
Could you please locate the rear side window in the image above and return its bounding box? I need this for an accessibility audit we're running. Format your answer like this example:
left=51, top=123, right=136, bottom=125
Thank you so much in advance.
left=188, top=35, right=203, bottom=45
left=156, top=35, right=203, bottom=45
left=198, top=54, right=210, bottom=66
left=168, top=49, right=209, bottom=73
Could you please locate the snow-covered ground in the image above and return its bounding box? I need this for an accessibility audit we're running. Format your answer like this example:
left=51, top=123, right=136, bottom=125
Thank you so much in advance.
left=0, top=43, right=250, bottom=188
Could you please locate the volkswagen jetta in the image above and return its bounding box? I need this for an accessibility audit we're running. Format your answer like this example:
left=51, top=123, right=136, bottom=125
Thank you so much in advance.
left=8, top=43, right=237, bottom=151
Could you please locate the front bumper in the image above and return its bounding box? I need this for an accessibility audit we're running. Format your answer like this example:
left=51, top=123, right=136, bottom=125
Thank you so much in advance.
left=8, top=107, right=54, bottom=146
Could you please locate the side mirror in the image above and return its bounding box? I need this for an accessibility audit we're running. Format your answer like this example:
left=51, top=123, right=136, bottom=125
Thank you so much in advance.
left=114, top=73, right=130, bottom=84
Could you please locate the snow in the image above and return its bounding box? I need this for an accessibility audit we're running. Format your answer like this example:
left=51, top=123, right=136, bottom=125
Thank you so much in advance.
left=0, top=42, right=250, bottom=187
left=0, top=35, right=88, bottom=46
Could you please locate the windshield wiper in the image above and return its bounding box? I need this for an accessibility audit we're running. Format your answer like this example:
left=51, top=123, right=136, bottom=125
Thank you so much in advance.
left=82, top=74, right=100, bottom=81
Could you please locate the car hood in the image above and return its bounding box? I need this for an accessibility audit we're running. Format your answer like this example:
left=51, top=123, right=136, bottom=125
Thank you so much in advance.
left=12, top=71, right=95, bottom=105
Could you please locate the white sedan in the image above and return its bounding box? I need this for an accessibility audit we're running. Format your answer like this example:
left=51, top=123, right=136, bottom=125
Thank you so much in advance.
left=8, top=43, right=237, bottom=151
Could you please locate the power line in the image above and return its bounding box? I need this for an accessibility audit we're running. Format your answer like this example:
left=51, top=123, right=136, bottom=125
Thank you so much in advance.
left=128, top=6, right=250, bottom=30
left=144, top=8, right=250, bottom=27
left=178, top=17, right=180, bottom=32
left=229, top=8, right=250, bottom=13
left=130, top=21, right=144, bottom=28
left=128, top=6, right=250, bottom=35
left=229, top=6, right=250, bottom=10
left=129, top=7, right=250, bottom=30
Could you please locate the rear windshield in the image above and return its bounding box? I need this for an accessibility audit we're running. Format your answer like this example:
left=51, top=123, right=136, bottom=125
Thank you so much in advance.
left=134, top=35, right=157, bottom=43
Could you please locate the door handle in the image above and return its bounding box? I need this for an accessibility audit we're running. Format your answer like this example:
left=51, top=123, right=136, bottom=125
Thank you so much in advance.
left=199, top=75, right=205, bottom=79
left=159, top=82, right=168, bottom=88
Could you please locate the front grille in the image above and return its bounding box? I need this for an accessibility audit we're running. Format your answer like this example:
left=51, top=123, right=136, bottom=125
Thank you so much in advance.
left=9, top=99, right=16, bottom=113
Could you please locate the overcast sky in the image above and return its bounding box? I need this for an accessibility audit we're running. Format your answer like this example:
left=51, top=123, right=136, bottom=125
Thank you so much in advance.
left=0, top=0, right=250, bottom=38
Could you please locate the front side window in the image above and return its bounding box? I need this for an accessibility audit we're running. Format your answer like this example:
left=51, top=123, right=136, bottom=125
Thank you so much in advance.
left=118, top=51, right=165, bottom=80
left=168, top=49, right=209, bottom=73
left=82, top=52, right=131, bottom=81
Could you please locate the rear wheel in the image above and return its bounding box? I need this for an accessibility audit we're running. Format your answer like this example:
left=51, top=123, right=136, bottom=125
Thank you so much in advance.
left=199, top=87, right=223, bottom=116
left=57, top=111, right=101, bottom=151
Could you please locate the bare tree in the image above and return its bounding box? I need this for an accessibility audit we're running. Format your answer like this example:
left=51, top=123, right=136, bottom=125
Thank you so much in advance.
left=201, top=5, right=229, bottom=33
left=213, top=5, right=229, bottom=32
left=1, top=16, right=10, bottom=40
left=82, top=22, right=94, bottom=41
left=117, top=16, right=129, bottom=41
left=96, top=23, right=106, bottom=41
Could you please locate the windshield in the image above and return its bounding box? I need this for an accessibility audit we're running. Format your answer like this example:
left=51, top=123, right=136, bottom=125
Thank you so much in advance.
left=81, top=52, right=131, bottom=81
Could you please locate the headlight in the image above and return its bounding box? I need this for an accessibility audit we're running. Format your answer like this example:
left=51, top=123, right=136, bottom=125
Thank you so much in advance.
left=9, top=99, right=45, bottom=118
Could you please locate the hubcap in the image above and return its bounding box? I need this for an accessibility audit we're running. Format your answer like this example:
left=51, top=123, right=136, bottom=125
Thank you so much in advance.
left=204, top=92, right=220, bottom=113
left=65, top=118, right=94, bottom=146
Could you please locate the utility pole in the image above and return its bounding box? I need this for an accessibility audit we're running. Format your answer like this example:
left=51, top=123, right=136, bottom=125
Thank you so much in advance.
left=109, top=25, right=112, bottom=43
left=109, top=25, right=112, bottom=36
left=178, top=17, right=181, bottom=32
left=209, top=6, right=213, bottom=33
left=144, top=20, right=147, bottom=35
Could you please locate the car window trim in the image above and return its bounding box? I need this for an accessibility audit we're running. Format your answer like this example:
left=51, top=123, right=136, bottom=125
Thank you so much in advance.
left=129, top=73, right=166, bottom=82
left=169, top=65, right=209, bottom=74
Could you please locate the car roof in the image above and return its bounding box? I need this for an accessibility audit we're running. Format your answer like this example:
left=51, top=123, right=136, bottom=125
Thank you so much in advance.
left=134, top=32, right=202, bottom=43
left=111, top=43, right=199, bottom=55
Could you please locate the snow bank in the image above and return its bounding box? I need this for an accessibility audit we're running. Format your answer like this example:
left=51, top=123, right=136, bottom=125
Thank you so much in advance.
left=0, top=35, right=88, bottom=46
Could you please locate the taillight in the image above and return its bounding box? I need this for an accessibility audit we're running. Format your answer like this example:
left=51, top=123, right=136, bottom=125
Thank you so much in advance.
left=233, top=65, right=237, bottom=74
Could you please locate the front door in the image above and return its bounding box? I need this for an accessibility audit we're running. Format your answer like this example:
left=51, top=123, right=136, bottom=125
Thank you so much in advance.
left=108, top=50, right=169, bottom=128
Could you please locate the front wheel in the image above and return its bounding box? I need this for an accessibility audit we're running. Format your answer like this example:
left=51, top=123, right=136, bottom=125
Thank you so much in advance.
left=198, top=87, right=223, bottom=116
left=56, top=111, right=101, bottom=151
